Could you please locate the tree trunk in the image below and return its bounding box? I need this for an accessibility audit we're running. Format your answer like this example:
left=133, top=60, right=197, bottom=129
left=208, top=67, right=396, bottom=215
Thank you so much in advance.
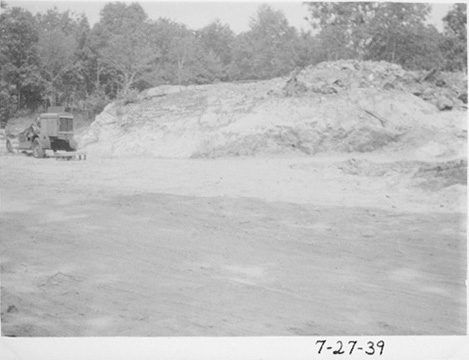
left=122, top=72, right=137, bottom=93
left=17, top=88, right=21, bottom=111
left=177, top=59, right=183, bottom=85
left=391, top=40, right=397, bottom=64
left=123, top=73, right=130, bottom=93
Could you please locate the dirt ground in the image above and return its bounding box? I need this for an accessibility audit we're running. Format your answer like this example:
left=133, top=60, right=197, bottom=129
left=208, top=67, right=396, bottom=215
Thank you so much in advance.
left=0, top=148, right=466, bottom=336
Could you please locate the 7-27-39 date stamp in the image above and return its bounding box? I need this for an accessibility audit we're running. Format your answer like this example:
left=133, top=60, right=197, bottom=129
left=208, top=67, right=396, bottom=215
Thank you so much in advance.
left=315, top=340, right=385, bottom=356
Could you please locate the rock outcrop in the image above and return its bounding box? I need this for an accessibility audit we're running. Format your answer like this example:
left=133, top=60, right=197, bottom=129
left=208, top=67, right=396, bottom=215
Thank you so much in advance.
left=79, top=60, right=467, bottom=159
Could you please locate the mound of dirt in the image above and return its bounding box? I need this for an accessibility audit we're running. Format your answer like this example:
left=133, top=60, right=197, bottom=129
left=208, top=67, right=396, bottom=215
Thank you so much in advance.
left=413, top=159, right=467, bottom=190
left=79, top=61, right=466, bottom=160
left=334, top=157, right=467, bottom=190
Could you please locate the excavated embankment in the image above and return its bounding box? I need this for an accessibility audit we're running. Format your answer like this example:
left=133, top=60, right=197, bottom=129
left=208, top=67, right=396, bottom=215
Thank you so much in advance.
left=79, top=61, right=466, bottom=161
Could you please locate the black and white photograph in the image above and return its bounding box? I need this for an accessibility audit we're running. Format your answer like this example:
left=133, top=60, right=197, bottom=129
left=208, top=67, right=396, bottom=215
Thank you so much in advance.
left=0, top=0, right=467, bottom=356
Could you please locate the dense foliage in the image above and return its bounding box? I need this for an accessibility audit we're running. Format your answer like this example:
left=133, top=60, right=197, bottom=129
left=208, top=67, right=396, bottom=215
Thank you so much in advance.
left=0, top=1, right=466, bottom=124
left=304, top=2, right=466, bottom=71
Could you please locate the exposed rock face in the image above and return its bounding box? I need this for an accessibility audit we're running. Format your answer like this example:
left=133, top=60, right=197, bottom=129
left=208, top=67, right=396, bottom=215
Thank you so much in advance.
left=297, top=60, right=467, bottom=111
left=79, top=61, right=467, bottom=159
left=436, top=96, right=454, bottom=111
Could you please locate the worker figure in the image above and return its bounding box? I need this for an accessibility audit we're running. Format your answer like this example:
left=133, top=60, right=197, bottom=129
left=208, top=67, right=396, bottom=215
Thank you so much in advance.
left=31, top=117, right=41, bottom=132
left=26, top=118, right=40, bottom=141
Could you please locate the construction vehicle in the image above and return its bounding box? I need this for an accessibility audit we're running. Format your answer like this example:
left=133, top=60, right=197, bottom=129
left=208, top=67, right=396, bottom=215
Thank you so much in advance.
left=6, top=107, right=86, bottom=160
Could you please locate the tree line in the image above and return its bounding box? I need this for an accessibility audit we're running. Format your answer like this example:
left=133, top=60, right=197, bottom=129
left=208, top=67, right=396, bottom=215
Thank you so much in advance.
left=0, top=1, right=466, bottom=123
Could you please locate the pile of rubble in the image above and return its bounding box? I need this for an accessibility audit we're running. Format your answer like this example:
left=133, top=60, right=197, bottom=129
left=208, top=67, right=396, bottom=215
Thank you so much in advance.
left=284, top=60, right=467, bottom=111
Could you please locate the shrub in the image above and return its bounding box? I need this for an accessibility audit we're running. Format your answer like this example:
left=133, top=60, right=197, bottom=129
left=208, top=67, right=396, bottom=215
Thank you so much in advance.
left=116, top=88, right=140, bottom=106
left=85, top=88, right=110, bottom=116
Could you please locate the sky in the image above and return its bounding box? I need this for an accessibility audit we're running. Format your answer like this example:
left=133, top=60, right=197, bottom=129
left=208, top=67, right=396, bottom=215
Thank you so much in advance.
left=3, top=1, right=454, bottom=34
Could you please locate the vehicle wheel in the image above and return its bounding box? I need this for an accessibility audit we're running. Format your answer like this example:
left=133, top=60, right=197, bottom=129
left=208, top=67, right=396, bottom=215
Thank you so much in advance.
left=32, top=139, right=45, bottom=158
left=6, top=139, right=13, bottom=153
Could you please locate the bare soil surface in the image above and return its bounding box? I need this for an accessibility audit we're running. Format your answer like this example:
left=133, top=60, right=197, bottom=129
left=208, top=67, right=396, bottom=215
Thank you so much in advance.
left=0, top=152, right=466, bottom=336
